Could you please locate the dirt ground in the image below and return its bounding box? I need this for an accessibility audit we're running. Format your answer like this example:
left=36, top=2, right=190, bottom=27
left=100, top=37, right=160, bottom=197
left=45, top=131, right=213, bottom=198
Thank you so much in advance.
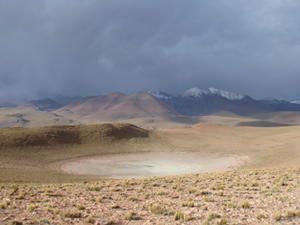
left=1, top=121, right=300, bottom=224
left=1, top=168, right=299, bottom=225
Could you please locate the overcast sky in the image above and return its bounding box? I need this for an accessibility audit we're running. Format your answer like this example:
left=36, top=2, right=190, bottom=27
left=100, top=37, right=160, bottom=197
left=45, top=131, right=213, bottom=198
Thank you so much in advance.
left=1, top=0, right=300, bottom=102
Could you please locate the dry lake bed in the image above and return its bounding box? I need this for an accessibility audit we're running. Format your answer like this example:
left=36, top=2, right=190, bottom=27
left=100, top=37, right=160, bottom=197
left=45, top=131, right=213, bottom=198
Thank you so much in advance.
left=61, top=152, right=246, bottom=178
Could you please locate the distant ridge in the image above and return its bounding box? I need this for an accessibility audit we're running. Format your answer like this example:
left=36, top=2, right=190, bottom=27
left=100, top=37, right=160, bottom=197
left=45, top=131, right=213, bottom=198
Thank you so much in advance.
left=182, top=87, right=245, bottom=100
left=290, top=99, right=300, bottom=105
left=25, top=98, right=61, bottom=111
left=1, top=88, right=300, bottom=127
left=148, top=87, right=300, bottom=116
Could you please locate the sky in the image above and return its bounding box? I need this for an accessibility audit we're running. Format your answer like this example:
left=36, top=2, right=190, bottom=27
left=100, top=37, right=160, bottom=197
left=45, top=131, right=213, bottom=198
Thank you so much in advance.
left=1, top=0, right=300, bottom=102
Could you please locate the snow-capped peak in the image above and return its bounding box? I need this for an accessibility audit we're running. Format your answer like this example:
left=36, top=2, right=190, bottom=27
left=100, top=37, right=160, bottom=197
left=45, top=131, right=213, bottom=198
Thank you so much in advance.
left=183, top=87, right=244, bottom=100
left=290, top=99, right=300, bottom=105
left=207, top=88, right=244, bottom=100
left=182, top=87, right=207, bottom=97
left=148, top=90, right=173, bottom=100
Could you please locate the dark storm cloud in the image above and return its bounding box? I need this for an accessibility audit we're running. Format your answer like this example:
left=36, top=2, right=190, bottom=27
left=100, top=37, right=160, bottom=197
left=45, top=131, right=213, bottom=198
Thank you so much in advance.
left=1, top=0, right=300, bottom=102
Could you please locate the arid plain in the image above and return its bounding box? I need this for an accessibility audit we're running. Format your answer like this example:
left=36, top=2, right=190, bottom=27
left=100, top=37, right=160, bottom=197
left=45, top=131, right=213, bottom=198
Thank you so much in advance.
left=0, top=112, right=300, bottom=225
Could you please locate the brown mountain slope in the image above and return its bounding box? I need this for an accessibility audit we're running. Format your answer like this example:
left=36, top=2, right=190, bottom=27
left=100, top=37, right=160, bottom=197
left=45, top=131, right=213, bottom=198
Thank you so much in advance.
left=55, top=92, right=177, bottom=122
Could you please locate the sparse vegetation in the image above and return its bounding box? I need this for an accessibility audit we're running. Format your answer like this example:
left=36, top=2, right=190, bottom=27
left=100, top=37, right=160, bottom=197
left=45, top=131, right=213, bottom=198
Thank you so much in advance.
left=208, top=213, right=221, bottom=221
left=174, top=211, right=185, bottom=221
left=85, top=217, right=96, bottom=224
left=217, top=218, right=229, bottom=225
left=0, top=120, right=300, bottom=224
left=182, top=201, right=195, bottom=207
left=76, top=204, right=86, bottom=210
left=124, top=212, right=141, bottom=220
left=274, top=211, right=300, bottom=221
left=240, top=201, right=251, bottom=209
left=63, top=210, right=83, bottom=218
left=27, top=204, right=37, bottom=212
left=148, top=203, right=167, bottom=215
left=0, top=168, right=299, bottom=224
left=11, top=221, right=23, bottom=225
left=0, top=198, right=10, bottom=209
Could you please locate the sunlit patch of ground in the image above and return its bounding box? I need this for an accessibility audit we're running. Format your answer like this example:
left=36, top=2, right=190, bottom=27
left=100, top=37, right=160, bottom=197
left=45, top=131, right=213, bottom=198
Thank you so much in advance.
left=61, top=152, right=246, bottom=178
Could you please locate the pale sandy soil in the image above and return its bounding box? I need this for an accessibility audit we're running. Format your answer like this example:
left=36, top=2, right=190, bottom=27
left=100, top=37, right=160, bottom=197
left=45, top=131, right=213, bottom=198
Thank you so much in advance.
left=61, top=152, right=247, bottom=178
left=159, top=124, right=300, bottom=168
left=1, top=168, right=299, bottom=225
left=1, top=117, right=300, bottom=224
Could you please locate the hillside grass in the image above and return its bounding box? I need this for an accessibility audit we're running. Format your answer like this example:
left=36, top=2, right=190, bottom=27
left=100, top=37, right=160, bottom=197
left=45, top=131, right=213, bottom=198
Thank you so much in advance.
left=0, top=123, right=149, bottom=148
left=0, top=123, right=152, bottom=183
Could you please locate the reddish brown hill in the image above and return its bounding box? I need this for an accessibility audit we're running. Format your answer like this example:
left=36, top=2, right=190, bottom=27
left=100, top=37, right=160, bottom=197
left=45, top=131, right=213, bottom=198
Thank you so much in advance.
left=55, top=92, right=177, bottom=121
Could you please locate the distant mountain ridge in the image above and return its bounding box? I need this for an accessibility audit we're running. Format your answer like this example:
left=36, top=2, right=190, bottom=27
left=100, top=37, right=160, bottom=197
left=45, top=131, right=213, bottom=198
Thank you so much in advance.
left=149, top=87, right=247, bottom=100
left=3, top=87, right=300, bottom=119
left=182, top=87, right=245, bottom=100
left=25, top=98, right=61, bottom=111
left=148, top=87, right=300, bottom=116
left=22, top=96, right=88, bottom=111
left=290, top=99, right=300, bottom=104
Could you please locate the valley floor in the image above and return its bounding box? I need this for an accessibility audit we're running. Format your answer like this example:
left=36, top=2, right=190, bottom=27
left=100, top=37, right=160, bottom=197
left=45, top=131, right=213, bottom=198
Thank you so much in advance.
left=1, top=122, right=300, bottom=224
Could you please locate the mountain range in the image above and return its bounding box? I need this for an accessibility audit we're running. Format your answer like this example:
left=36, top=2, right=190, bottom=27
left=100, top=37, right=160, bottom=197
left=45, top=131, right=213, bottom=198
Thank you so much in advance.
left=1, top=87, right=300, bottom=128
left=18, top=87, right=300, bottom=116
left=149, top=88, right=300, bottom=116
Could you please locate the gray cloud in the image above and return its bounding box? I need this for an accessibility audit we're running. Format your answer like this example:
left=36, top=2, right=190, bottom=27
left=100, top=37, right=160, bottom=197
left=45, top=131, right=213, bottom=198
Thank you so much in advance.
left=1, top=0, right=300, bottom=102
